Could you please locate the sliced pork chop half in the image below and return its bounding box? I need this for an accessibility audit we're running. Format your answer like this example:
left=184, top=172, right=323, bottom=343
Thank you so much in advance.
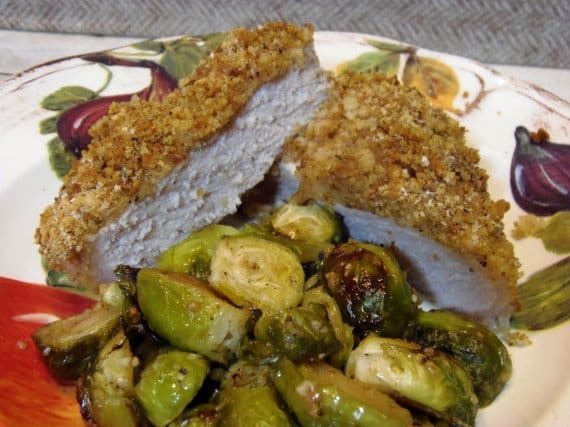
left=36, top=22, right=330, bottom=286
left=281, top=72, right=520, bottom=326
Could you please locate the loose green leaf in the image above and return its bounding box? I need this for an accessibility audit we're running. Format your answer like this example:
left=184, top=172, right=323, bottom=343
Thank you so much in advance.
left=39, top=115, right=58, bottom=134
left=47, top=137, right=74, bottom=179
left=511, top=257, right=570, bottom=330
left=367, top=39, right=411, bottom=53
left=339, top=52, right=400, bottom=77
left=40, top=86, right=97, bottom=111
left=132, top=39, right=165, bottom=53
left=46, top=270, right=80, bottom=289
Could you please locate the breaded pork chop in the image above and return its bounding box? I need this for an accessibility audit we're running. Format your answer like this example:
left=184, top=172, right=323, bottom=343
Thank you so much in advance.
left=281, top=73, right=520, bottom=325
left=36, top=22, right=330, bottom=286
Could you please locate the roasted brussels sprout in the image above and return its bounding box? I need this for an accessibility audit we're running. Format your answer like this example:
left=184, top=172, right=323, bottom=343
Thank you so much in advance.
left=32, top=303, right=122, bottom=380
left=135, top=349, right=209, bottom=427
left=345, top=335, right=478, bottom=427
left=251, top=303, right=341, bottom=362
left=322, top=242, right=417, bottom=337
left=302, top=286, right=354, bottom=367
left=271, top=359, right=413, bottom=427
left=408, top=310, right=512, bottom=407
left=208, top=235, right=305, bottom=312
left=136, top=269, right=250, bottom=363
left=156, top=224, right=239, bottom=280
left=241, top=223, right=333, bottom=264
left=77, top=331, right=146, bottom=427
left=217, top=362, right=294, bottom=426
left=270, top=202, right=343, bottom=244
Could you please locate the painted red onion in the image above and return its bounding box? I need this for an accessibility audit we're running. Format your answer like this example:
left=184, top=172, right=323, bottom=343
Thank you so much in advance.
left=57, top=54, right=178, bottom=157
left=510, top=126, right=570, bottom=216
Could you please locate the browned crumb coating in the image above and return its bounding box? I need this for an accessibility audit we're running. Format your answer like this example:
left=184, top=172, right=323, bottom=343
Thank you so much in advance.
left=36, top=22, right=314, bottom=272
left=285, top=72, right=520, bottom=296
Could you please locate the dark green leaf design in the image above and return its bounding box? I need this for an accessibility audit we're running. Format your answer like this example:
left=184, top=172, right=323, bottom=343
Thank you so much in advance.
left=47, top=136, right=74, bottom=178
left=367, top=39, right=411, bottom=53
left=39, top=115, right=58, bottom=134
left=41, top=86, right=97, bottom=111
left=159, top=34, right=227, bottom=81
left=340, top=51, right=400, bottom=76
left=132, top=39, right=165, bottom=53
left=511, top=257, right=570, bottom=330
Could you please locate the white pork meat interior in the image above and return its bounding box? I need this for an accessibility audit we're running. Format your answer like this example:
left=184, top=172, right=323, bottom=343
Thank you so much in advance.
left=88, top=49, right=329, bottom=282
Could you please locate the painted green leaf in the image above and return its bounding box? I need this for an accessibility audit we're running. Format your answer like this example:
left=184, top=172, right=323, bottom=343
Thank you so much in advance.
left=132, top=39, right=165, bottom=53
left=47, top=137, right=74, bottom=179
left=39, top=115, right=58, bottom=134
left=201, top=32, right=227, bottom=51
left=367, top=39, right=410, bottom=53
left=41, top=86, right=97, bottom=111
left=511, top=257, right=570, bottom=330
left=160, top=38, right=207, bottom=81
left=339, top=51, right=400, bottom=77
left=159, top=34, right=227, bottom=81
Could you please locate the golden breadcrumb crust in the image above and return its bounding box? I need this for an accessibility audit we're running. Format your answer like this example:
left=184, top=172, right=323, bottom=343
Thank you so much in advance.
left=36, top=22, right=314, bottom=272
left=284, top=73, right=520, bottom=300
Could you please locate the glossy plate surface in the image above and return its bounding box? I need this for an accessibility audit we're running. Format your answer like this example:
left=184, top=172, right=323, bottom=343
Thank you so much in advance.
left=0, top=31, right=568, bottom=427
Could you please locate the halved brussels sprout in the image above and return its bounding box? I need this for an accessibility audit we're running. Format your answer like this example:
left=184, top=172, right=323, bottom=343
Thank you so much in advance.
left=302, top=287, right=354, bottom=367
left=241, top=223, right=333, bottom=264
left=137, top=269, right=250, bottom=363
left=322, top=241, right=417, bottom=337
left=251, top=303, right=341, bottom=362
left=167, top=404, right=219, bottom=427
left=409, top=310, right=512, bottom=407
left=345, top=335, right=477, bottom=427
left=208, top=235, right=304, bottom=312
left=217, top=362, right=294, bottom=426
left=135, top=349, right=209, bottom=427
left=270, top=202, right=343, bottom=244
left=77, top=331, right=146, bottom=427
left=271, top=359, right=413, bottom=427
left=156, top=225, right=239, bottom=280
left=32, top=303, right=122, bottom=381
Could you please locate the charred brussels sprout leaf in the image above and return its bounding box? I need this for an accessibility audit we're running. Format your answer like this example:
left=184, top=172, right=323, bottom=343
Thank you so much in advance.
left=271, top=359, right=413, bottom=427
left=216, top=362, right=294, bottom=426
left=409, top=310, right=512, bottom=407
left=322, top=242, right=417, bottom=337
left=346, top=335, right=477, bottom=427
left=137, top=269, right=250, bottom=363
left=251, top=303, right=341, bottom=362
left=135, top=349, right=209, bottom=426
left=77, top=331, right=147, bottom=427
left=32, top=303, right=122, bottom=380
left=270, top=202, right=343, bottom=244
left=156, top=224, right=239, bottom=280
left=208, top=235, right=305, bottom=312
left=302, top=287, right=354, bottom=367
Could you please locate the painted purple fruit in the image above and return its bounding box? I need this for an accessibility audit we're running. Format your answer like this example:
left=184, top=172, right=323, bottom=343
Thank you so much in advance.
left=510, top=126, right=570, bottom=216
left=57, top=54, right=178, bottom=157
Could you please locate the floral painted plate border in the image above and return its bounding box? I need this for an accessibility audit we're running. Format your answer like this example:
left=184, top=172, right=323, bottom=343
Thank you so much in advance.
left=0, top=31, right=568, bottom=427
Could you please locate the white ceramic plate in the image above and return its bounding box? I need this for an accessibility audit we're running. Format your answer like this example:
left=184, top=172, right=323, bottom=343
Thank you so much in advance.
left=0, top=31, right=568, bottom=427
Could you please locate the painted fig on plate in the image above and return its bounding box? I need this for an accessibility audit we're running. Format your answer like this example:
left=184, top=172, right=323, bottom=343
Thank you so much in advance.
left=510, top=126, right=570, bottom=216
left=57, top=54, right=178, bottom=157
